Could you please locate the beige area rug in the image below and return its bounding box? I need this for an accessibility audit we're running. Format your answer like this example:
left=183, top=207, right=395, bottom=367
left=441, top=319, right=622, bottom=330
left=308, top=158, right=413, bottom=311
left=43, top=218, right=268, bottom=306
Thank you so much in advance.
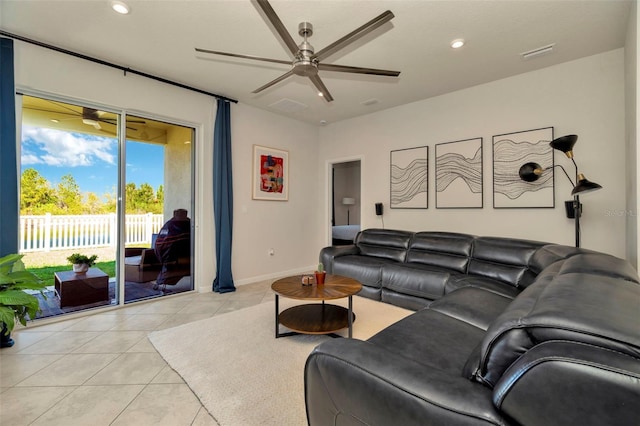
left=149, top=296, right=412, bottom=426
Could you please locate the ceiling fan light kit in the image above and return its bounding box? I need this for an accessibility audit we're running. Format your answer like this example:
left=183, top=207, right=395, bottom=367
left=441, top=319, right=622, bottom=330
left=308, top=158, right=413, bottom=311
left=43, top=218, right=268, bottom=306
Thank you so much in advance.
left=195, top=0, right=400, bottom=102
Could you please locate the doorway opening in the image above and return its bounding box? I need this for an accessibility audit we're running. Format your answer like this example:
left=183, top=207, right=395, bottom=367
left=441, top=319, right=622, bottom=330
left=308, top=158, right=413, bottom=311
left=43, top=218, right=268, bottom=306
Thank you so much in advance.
left=331, top=160, right=361, bottom=246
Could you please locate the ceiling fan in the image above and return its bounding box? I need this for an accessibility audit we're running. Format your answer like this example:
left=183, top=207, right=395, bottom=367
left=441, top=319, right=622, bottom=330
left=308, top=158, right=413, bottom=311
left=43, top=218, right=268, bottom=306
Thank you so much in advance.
left=25, top=100, right=144, bottom=131
left=195, top=0, right=400, bottom=102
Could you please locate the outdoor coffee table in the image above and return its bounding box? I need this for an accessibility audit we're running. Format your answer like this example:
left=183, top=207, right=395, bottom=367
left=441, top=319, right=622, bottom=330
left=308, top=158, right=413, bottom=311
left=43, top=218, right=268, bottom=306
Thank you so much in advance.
left=271, top=274, right=362, bottom=338
left=54, top=268, right=110, bottom=308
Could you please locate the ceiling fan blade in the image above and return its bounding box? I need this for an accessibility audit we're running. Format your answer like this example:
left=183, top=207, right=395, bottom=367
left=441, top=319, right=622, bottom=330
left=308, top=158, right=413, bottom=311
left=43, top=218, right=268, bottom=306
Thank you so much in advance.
left=255, top=0, right=299, bottom=56
left=318, top=63, right=400, bottom=76
left=309, top=75, right=334, bottom=102
left=313, top=10, right=394, bottom=62
left=252, top=70, right=295, bottom=94
left=195, top=48, right=291, bottom=66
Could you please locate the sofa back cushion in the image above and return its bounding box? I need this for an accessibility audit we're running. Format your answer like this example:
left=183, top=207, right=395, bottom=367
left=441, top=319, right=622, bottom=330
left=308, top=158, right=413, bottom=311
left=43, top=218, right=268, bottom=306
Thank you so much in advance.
left=468, top=237, right=546, bottom=288
left=468, top=253, right=640, bottom=388
left=354, top=228, right=413, bottom=263
left=406, top=232, right=474, bottom=273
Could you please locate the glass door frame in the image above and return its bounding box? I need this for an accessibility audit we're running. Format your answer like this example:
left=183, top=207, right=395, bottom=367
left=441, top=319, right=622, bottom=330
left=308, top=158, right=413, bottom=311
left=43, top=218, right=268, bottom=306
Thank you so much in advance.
left=17, top=88, right=197, bottom=313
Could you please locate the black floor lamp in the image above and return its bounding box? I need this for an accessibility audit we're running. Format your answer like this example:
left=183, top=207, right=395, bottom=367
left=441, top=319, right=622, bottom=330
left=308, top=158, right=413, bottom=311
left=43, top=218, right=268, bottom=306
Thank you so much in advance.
left=342, top=197, right=355, bottom=225
left=518, top=135, right=602, bottom=247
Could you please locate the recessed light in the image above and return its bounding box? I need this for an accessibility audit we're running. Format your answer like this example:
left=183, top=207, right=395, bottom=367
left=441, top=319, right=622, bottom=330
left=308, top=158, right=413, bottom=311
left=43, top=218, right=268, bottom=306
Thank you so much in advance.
left=111, top=1, right=130, bottom=14
left=318, top=92, right=324, bottom=97
left=450, top=39, right=465, bottom=49
left=50, top=119, right=60, bottom=123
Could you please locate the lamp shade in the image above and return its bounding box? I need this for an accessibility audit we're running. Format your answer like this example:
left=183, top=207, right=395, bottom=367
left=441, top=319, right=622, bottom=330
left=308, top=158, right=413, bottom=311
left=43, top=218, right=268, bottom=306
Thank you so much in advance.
left=342, top=197, right=356, bottom=205
left=550, top=135, right=578, bottom=159
left=518, top=162, right=543, bottom=182
left=571, top=173, right=602, bottom=195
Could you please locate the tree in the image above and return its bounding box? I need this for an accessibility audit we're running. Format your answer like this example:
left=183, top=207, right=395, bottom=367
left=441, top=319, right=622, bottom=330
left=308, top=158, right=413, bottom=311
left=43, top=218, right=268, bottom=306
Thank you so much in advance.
left=56, top=174, right=82, bottom=214
left=156, top=185, right=164, bottom=205
left=137, top=183, right=155, bottom=207
left=20, top=168, right=54, bottom=214
left=20, top=169, right=163, bottom=214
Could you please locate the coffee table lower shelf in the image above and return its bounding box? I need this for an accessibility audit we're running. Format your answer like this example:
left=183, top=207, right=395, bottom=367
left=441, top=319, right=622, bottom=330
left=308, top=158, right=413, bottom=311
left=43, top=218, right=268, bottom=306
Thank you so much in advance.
left=275, top=300, right=356, bottom=338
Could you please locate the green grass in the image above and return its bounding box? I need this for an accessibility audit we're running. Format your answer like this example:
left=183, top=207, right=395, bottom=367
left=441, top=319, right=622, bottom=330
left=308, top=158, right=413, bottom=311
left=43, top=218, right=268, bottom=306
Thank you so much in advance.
left=29, top=261, right=116, bottom=287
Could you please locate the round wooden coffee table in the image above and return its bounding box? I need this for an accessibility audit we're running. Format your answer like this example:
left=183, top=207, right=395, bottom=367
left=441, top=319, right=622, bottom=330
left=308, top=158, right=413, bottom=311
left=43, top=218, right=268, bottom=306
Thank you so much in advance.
left=271, top=274, right=362, bottom=338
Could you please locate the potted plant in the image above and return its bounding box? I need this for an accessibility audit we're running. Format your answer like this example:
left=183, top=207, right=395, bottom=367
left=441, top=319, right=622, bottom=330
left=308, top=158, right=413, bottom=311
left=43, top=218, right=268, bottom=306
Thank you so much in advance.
left=66, top=253, right=98, bottom=274
left=0, top=253, right=47, bottom=348
left=315, top=262, right=326, bottom=285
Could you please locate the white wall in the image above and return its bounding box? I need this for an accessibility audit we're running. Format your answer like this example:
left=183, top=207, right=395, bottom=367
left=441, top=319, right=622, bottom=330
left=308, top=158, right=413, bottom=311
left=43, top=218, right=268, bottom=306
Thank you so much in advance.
left=626, top=0, right=639, bottom=268
left=229, top=103, right=321, bottom=284
left=319, top=49, right=627, bottom=259
left=12, top=41, right=321, bottom=291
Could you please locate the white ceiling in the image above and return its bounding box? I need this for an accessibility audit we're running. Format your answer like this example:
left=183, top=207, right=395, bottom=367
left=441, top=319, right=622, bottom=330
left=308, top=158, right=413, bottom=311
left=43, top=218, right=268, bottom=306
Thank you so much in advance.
left=0, top=0, right=632, bottom=125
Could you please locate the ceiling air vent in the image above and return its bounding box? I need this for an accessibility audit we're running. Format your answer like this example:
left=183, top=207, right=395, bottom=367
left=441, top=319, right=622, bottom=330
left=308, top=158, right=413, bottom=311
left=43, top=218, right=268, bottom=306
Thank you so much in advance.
left=268, top=98, right=309, bottom=113
left=520, top=43, right=555, bottom=60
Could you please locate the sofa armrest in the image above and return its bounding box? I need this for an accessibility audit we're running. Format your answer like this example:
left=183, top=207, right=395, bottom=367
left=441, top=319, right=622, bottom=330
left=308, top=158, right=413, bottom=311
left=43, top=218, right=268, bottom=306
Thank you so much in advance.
left=124, top=247, right=144, bottom=257
left=319, top=245, right=359, bottom=274
left=305, top=339, right=506, bottom=426
left=140, top=248, right=160, bottom=265
left=493, top=341, right=640, bottom=426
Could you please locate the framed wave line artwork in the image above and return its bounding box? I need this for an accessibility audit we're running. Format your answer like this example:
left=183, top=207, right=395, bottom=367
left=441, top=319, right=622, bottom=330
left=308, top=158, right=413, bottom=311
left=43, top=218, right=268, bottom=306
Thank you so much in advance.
left=435, top=137, right=483, bottom=208
left=252, top=145, right=289, bottom=201
left=492, top=126, right=554, bottom=208
left=390, top=146, right=428, bottom=209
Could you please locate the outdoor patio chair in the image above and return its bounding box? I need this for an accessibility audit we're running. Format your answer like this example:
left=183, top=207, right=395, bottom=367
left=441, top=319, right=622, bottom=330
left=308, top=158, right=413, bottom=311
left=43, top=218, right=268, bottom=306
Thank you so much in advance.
left=124, top=247, right=162, bottom=283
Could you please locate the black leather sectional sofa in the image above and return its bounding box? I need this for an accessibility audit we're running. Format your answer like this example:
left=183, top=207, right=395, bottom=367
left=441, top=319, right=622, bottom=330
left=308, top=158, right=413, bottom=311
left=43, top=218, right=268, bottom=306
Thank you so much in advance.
left=305, top=229, right=640, bottom=425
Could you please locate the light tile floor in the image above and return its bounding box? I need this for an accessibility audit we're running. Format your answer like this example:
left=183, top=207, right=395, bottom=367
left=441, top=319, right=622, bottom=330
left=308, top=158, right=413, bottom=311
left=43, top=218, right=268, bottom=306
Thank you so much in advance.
left=0, top=280, right=274, bottom=426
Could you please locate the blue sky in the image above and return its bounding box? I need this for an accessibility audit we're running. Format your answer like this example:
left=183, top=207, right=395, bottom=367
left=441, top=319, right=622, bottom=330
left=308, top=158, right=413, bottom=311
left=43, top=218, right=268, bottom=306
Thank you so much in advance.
left=21, top=126, right=164, bottom=195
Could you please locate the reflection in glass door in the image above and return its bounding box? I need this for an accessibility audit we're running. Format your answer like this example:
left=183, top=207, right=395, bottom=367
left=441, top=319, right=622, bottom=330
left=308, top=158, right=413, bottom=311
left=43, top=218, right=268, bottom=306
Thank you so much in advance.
left=123, top=115, right=194, bottom=303
left=19, top=95, right=120, bottom=318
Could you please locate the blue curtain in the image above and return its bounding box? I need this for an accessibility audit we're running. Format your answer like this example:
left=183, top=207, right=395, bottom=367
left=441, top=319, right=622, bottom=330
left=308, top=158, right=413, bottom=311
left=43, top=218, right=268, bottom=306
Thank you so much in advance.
left=212, top=99, right=236, bottom=293
left=0, top=38, right=18, bottom=257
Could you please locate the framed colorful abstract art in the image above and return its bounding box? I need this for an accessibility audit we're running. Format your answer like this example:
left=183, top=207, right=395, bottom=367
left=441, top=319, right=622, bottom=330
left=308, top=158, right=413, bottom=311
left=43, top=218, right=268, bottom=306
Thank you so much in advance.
left=252, top=145, right=289, bottom=201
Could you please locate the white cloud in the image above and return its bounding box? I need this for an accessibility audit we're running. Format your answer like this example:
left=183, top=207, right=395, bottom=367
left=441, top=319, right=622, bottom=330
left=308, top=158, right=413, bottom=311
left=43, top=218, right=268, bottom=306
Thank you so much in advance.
left=21, top=148, right=44, bottom=165
left=22, top=126, right=116, bottom=167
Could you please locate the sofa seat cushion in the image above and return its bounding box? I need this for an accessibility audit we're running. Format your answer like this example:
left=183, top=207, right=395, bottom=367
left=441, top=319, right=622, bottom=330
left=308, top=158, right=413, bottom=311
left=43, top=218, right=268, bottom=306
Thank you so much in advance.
left=367, top=308, right=486, bottom=374
left=333, top=255, right=398, bottom=289
left=382, top=263, right=453, bottom=300
left=428, top=287, right=514, bottom=330
left=124, top=255, right=142, bottom=266
left=445, top=274, right=521, bottom=299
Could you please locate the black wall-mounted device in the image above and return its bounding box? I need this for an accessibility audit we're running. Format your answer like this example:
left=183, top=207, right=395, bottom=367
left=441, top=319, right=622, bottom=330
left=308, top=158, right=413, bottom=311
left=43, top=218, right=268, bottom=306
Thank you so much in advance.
left=375, top=203, right=383, bottom=216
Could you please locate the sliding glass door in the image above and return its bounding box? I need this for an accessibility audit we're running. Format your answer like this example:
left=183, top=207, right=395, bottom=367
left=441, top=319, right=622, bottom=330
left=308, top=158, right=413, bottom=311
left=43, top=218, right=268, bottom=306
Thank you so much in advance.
left=19, top=95, right=120, bottom=318
left=19, top=94, right=194, bottom=319
left=123, top=115, right=194, bottom=303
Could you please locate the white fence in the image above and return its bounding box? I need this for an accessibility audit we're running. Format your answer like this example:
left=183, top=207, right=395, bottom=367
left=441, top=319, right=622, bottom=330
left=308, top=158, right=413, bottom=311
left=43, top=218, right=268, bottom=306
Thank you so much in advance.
left=20, top=213, right=164, bottom=252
